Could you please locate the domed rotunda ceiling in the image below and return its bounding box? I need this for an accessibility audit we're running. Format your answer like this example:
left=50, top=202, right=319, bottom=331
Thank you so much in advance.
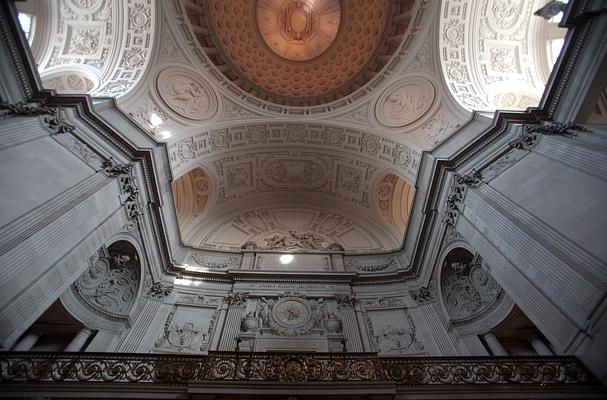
left=185, top=0, right=415, bottom=106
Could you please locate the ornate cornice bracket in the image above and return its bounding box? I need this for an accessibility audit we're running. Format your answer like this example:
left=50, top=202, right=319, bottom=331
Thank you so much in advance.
left=1, top=100, right=75, bottom=135
left=102, top=158, right=143, bottom=220
left=226, top=291, right=249, bottom=307
left=146, top=282, right=174, bottom=299
left=409, top=284, right=436, bottom=305
left=510, top=122, right=590, bottom=150
left=443, top=170, right=483, bottom=228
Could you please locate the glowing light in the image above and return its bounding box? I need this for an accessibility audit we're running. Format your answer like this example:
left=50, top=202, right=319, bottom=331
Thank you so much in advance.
left=148, top=112, right=163, bottom=127
left=173, top=277, right=192, bottom=286
left=159, top=130, right=172, bottom=139
left=280, top=254, right=294, bottom=264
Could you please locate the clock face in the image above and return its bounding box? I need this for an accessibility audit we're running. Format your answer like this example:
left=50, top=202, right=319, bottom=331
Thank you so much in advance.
left=272, top=298, right=311, bottom=328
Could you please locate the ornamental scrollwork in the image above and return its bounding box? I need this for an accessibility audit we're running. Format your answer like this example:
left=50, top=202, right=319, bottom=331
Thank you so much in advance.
left=441, top=253, right=502, bottom=323
left=409, top=285, right=436, bottom=305
left=443, top=170, right=482, bottom=228
left=0, top=352, right=594, bottom=385
left=146, top=282, right=173, bottom=299
left=72, top=241, right=140, bottom=318
left=509, top=123, right=591, bottom=150
left=1, top=101, right=75, bottom=134
left=102, top=158, right=142, bottom=220
left=226, top=291, right=249, bottom=307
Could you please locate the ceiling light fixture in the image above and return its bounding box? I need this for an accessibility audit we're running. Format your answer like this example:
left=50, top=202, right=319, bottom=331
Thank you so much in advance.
left=280, top=254, right=294, bottom=264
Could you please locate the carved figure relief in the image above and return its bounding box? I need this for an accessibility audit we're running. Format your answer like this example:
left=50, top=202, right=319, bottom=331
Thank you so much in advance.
left=262, top=230, right=330, bottom=251
left=244, top=293, right=342, bottom=337
left=376, top=77, right=435, bottom=127
left=72, top=241, right=140, bottom=317
left=156, top=68, right=217, bottom=120
left=441, top=250, right=502, bottom=322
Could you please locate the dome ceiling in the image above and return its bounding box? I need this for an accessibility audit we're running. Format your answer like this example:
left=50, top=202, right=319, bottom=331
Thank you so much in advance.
left=185, top=0, right=416, bottom=106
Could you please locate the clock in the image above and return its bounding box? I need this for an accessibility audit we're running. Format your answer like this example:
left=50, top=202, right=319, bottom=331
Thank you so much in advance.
left=271, top=298, right=311, bottom=328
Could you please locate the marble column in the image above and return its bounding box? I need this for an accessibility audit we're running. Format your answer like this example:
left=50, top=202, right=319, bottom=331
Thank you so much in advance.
left=527, top=334, right=554, bottom=356
left=482, top=332, right=507, bottom=356
left=338, top=305, right=363, bottom=352
left=12, top=331, right=41, bottom=351
left=218, top=305, right=245, bottom=351
left=64, top=327, right=94, bottom=352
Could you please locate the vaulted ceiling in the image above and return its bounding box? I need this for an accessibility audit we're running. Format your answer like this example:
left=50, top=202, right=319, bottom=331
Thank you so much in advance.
left=19, top=0, right=560, bottom=254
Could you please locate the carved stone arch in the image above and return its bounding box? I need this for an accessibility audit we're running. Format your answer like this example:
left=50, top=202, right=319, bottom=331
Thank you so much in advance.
left=438, top=0, right=555, bottom=111
left=24, top=0, right=158, bottom=97
left=437, top=247, right=509, bottom=332
left=372, top=169, right=415, bottom=237
left=62, top=238, right=143, bottom=332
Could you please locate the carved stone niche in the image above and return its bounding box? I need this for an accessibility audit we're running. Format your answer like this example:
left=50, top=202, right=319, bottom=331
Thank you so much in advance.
left=439, top=248, right=502, bottom=325
left=238, top=292, right=345, bottom=352
left=71, top=240, right=141, bottom=319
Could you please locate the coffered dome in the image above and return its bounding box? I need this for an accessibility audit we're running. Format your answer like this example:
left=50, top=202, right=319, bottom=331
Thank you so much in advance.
left=183, top=0, right=416, bottom=106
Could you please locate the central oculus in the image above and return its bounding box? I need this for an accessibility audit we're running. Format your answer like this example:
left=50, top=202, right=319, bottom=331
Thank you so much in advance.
left=256, top=0, right=341, bottom=62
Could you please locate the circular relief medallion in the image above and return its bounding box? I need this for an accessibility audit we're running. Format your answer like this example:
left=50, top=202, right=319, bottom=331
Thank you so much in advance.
left=375, top=77, right=436, bottom=128
left=256, top=0, right=341, bottom=62
left=271, top=298, right=311, bottom=328
left=156, top=67, right=217, bottom=121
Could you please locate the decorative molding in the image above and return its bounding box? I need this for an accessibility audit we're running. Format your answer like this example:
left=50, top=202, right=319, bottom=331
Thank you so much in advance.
left=225, top=291, right=249, bottom=307
left=344, top=258, right=398, bottom=273
left=145, top=282, right=173, bottom=299
left=509, top=123, right=591, bottom=150
left=187, top=253, right=240, bottom=270
left=361, top=296, right=407, bottom=310
left=409, top=285, right=436, bottom=305
left=441, top=255, right=502, bottom=324
left=71, top=244, right=140, bottom=318
left=0, top=352, right=596, bottom=386
left=102, top=158, right=142, bottom=220
left=443, top=170, right=482, bottom=227
left=0, top=101, right=75, bottom=135
left=376, top=318, right=424, bottom=354
left=375, top=77, right=436, bottom=128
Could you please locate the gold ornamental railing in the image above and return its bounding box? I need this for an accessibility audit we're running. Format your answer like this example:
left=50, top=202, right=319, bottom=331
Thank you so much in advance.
left=0, top=352, right=598, bottom=386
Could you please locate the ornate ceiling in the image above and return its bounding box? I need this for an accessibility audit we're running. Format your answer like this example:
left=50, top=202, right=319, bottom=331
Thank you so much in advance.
left=19, top=0, right=562, bottom=255
left=186, top=0, right=415, bottom=106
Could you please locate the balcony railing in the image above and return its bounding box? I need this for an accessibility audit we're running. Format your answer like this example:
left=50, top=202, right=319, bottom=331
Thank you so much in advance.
left=0, top=351, right=598, bottom=387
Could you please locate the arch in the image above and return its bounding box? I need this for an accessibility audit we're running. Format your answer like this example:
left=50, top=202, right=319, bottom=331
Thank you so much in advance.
left=62, top=239, right=143, bottom=332
left=437, top=247, right=507, bottom=329
left=438, top=0, right=564, bottom=111
left=21, top=0, right=157, bottom=97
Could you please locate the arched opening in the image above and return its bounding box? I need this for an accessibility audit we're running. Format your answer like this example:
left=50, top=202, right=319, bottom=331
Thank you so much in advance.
left=71, top=240, right=141, bottom=318
left=439, top=0, right=568, bottom=111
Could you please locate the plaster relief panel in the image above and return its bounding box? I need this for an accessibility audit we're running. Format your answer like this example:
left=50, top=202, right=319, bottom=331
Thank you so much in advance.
left=41, top=70, right=98, bottom=94
left=193, top=207, right=390, bottom=253
left=238, top=293, right=344, bottom=352
left=168, top=124, right=420, bottom=185
left=366, top=309, right=425, bottom=356
left=375, top=77, right=436, bottom=128
left=155, top=67, right=218, bottom=121
left=154, top=304, right=219, bottom=354
left=440, top=249, right=503, bottom=324
left=71, top=241, right=141, bottom=319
